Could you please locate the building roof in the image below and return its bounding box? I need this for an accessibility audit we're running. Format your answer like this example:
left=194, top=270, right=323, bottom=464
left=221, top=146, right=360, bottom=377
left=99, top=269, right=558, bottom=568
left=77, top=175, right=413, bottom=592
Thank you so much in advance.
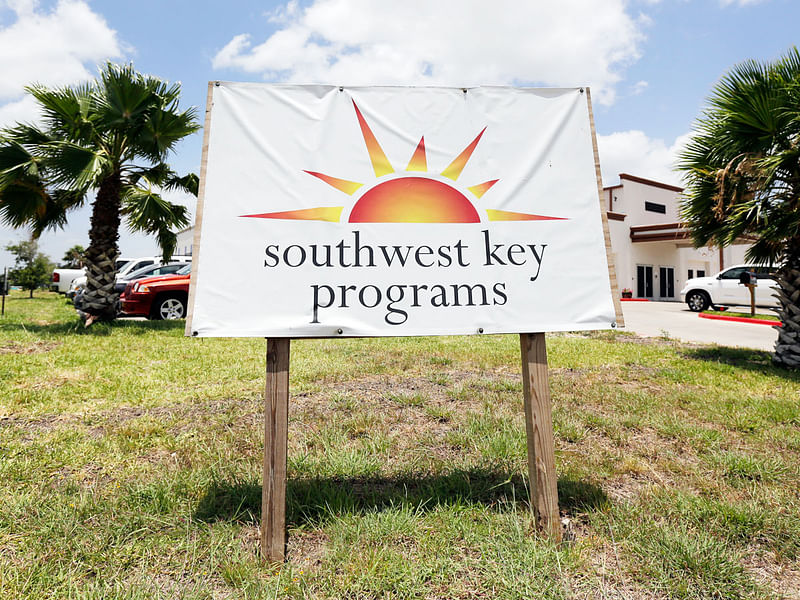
left=604, top=173, right=684, bottom=193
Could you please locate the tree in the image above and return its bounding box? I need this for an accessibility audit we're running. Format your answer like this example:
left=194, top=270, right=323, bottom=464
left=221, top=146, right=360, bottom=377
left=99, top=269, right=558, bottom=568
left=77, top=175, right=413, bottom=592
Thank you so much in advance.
left=60, top=244, right=85, bottom=268
left=678, top=47, right=800, bottom=368
left=0, top=63, right=199, bottom=321
left=5, top=239, right=53, bottom=298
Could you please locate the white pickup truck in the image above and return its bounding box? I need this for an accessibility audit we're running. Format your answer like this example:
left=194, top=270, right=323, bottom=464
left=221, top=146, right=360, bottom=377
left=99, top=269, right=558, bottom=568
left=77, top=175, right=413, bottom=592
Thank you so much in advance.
left=50, top=268, right=84, bottom=294
left=679, top=264, right=778, bottom=312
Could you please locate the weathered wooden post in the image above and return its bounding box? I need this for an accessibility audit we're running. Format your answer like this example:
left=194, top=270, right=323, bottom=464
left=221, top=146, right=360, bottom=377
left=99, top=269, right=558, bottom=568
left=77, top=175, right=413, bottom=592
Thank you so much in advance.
left=261, top=338, right=290, bottom=562
left=520, top=332, right=561, bottom=540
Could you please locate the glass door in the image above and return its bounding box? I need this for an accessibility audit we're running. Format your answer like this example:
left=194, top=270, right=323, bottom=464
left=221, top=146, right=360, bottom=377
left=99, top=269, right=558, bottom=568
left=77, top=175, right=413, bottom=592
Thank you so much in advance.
left=636, top=265, right=653, bottom=298
left=659, top=267, right=675, bottom=299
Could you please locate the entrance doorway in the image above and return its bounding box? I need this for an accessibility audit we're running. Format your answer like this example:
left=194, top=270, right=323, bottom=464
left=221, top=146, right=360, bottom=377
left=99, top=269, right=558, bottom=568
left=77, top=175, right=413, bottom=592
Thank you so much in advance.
left=659, top=266, right=675, bottom=299
left=636, top=265, right=653, bottom=298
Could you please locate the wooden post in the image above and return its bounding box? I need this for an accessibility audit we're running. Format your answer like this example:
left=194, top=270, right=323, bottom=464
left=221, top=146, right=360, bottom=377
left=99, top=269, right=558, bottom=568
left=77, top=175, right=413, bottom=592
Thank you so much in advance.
left=261, top=338, right=290, bottom=562
left=519, top=333, right=561, bottom=541
left=1, top=267, right=6, bottom=316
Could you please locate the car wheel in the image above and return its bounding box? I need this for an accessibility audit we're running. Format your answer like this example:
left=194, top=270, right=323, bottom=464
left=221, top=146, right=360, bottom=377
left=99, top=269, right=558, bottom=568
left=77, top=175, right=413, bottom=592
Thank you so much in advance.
left=686, top=290, right=710, bottom=312
left=153, top=294, right=186, bottom=320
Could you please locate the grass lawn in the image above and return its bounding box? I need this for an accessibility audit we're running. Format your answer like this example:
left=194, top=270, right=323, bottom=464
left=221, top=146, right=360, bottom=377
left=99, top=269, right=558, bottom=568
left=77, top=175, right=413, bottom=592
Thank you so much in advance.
left=1, top=290, right=799, bottom=599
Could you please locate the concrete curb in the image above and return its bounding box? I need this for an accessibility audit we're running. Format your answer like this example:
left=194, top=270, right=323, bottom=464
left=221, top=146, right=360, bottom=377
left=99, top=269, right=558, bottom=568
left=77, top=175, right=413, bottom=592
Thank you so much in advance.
left=699, top=313, right=782, bottom=327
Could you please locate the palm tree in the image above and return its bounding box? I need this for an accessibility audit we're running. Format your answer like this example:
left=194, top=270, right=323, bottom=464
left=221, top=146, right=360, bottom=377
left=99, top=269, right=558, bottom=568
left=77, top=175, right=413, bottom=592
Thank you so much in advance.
left=61, top=244, right=85, bottom=268
left=0, top=63, right=199, bottom=322
left=678, top=47, right=800, bottom=368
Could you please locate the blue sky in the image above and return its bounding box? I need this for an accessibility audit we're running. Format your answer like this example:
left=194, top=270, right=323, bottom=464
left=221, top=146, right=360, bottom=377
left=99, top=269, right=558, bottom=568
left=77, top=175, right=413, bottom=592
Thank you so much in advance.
left=0, top=0, right=798, bottom=267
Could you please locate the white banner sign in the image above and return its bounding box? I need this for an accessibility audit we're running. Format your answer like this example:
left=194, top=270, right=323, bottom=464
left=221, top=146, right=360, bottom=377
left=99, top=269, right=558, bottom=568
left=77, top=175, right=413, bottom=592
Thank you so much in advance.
left=188, top=84, right=617, bottom=337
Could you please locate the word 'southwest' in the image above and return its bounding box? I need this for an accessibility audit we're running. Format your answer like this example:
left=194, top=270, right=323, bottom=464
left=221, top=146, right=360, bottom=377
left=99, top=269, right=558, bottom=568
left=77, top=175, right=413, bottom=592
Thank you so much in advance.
left=264, top=230, right=547, bottom=279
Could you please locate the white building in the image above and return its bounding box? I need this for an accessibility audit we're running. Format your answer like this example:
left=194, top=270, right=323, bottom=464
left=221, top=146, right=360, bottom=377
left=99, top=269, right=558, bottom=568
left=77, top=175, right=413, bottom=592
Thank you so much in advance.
left=175, top=226, right=193, bottom=257
left=606, top=173, right=750, bottom=301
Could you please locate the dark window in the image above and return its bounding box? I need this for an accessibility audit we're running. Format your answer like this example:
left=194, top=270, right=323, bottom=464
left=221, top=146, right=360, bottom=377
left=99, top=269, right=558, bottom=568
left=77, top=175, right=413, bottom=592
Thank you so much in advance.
left=133, top=260, right=154, bottom=271
left=688, top=269, right=694, bottom=279
left=644, top=201, right=666, bottom=214
left=697, top=270, right=705, bottom=277
left=753, top=266, right=776, bottom=278
left=720, top=267, right=747, bottom=280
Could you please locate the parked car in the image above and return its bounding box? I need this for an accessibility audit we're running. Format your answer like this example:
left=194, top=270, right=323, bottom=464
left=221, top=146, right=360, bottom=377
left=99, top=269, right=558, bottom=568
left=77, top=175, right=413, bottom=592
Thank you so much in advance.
left=114, top=262, right=189, bottom=294
left=69, top=255, right=191, bottom=298
left=119, top=264, right=191, bottom=320
left=51, top=268, right=84, bottom=294
left=73, top=261, right=190, bottom=313
left=680, top=264, right=778, bottom=312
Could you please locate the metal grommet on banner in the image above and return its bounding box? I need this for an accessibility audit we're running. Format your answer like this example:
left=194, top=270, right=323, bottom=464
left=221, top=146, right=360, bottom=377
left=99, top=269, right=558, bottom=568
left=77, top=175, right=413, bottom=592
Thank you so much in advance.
left=611, top=322, right=617, bottom=328
left=337, top=328, right=343, bottom=334
left=192, top=331, right=198, bottom=336
left=339, top=86, right=343, bottom=92
left=580, top=87, right=585, bottom=93
left=478, top=327, right=484, bottom=334
left=214, top=81, right=220, bottom=87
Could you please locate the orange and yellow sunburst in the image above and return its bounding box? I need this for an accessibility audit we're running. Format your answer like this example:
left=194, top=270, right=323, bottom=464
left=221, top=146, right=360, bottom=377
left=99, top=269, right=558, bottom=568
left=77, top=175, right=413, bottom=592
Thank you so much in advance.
left=242, top=100, right=565, bottom=224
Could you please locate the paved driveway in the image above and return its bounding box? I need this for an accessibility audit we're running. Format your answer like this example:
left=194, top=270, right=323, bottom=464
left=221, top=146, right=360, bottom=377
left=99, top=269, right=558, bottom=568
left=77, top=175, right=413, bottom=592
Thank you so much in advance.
left=619, top=301, right=778, bottom=351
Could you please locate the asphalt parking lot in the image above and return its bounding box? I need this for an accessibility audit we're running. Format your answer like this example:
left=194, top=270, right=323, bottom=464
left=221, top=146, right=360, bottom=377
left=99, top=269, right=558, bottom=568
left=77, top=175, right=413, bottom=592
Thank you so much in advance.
left=619, top=301, right=778, bottom=351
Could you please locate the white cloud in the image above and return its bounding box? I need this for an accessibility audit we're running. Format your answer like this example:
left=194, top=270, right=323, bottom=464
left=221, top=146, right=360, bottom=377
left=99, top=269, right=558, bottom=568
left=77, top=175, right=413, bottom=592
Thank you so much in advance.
left=212, top=0, right=646, bottom=105
left=631, top=80, right=649, bottom=95
left=597, top=130, right=692, bottom=187
left=0, top=0, right=122, bottom=124
left=0, top=94, right=39, bottom=125
left=720, top=0, right=766, bottom=6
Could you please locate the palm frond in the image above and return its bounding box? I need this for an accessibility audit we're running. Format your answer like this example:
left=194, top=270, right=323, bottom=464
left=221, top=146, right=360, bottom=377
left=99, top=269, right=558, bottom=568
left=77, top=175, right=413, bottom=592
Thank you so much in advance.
left=29, top=189, right=86, bottom=236
left=163, top=172, right=199, bottom=196
left=0, top=140, right=40, bottom=189
left=25, top=83, right=97, bottom=143
left=1, top=123, right=52, bottom=147
left=121, top=186, right=189, bottom=261
left=137, top=107, right=200, bottom=161
left=153, top=227, right=178, bottom=262
left=43, top=141, right=112, bottom=189
left=127, top=164, right=198, bottom=196
left=121, top=186, right=190, bottom=233
left=96, top=63, right=159, bottom=129
left=0, top=180, right=47, bottom=228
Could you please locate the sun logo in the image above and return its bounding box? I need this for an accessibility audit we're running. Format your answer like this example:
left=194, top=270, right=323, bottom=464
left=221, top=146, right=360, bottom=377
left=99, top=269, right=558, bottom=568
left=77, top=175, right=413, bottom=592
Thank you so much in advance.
left=242, top=101, right=564, bottom=224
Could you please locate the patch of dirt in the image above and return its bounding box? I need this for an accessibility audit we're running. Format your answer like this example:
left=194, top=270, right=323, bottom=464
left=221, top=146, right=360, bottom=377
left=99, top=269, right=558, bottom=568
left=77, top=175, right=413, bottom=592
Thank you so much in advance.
left=743, top=550, right=800, bottom=599
left=572, top=540, right=667, bottom=599
left=14, top=367, right=86, bottom=392
left=2, top=397, right=260, bottom=436
left=0, top=340, right=61, bottom=354
left=286, top=530, right=330, bottom=568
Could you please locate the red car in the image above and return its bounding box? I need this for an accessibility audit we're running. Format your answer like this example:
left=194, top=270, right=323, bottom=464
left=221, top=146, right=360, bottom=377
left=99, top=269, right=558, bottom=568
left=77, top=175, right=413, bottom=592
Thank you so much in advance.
left=120, top=264, right=191, bottom=320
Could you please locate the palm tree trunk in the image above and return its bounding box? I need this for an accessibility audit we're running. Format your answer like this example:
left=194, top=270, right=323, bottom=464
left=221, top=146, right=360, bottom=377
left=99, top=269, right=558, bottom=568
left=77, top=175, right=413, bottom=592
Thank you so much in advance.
left=82, top=172, right=121, bottom=321
left=773, top=239, right=800, bottom=369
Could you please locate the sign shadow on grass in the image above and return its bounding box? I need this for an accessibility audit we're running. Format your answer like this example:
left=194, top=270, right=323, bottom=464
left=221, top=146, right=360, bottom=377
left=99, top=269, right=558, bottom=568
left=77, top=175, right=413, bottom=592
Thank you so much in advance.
left=193, top=469, right=609, bottom=528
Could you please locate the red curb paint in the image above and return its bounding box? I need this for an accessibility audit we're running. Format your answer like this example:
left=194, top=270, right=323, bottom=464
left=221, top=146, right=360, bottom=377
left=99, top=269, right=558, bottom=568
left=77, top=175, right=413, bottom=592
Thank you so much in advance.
left=699, top=313, right=782, bottom=327
left=620, top=298, right=650, bottom=302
